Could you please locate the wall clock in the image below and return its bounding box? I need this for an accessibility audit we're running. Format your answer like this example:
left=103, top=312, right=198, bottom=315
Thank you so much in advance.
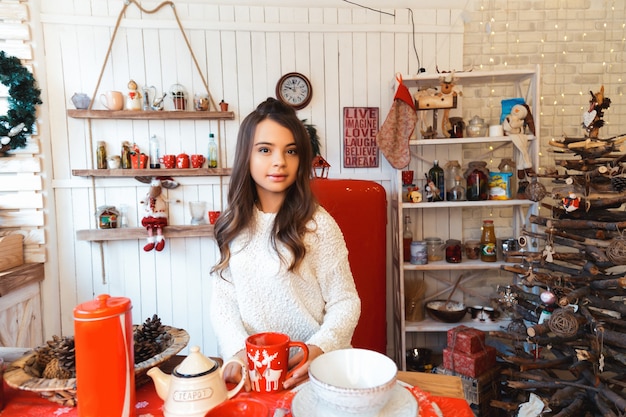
left=275, top=72, right=312, bottom=110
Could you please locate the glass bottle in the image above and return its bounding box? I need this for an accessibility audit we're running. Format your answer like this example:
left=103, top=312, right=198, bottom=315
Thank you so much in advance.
left=444, top=160, right=462, bottom=200
left=465, top=161, right=489, bottom=201
left=449, top=177, right=466, bottom=201
left=480, top=219, right=497, bottom=262
left=208, top=133, right=218, bottom=168
left=428, top=160, right=445, bottom=201
left=96, top=141, right=107, bottom=169
left=403, top=215, right=413, bottom=262
left=149, top=134, right=160, bottom=168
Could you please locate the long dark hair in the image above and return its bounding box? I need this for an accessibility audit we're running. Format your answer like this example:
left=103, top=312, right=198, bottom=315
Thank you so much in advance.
left=211, top=98, right=316, bottom=276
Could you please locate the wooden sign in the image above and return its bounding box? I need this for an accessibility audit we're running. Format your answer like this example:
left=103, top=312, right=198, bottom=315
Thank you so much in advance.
left=343, top=107, right=379, bottom=168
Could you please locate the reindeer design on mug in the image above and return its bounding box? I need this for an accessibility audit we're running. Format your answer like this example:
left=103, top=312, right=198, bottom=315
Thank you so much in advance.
left=261, top=350, right=282, bottom=391
left=246, top=348, right=283, bottom=392
left=246, top=350, right=263, bottom=392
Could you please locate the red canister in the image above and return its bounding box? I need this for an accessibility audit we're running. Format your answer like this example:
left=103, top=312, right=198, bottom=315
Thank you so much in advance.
left=74, top=294, right=135, bottom=417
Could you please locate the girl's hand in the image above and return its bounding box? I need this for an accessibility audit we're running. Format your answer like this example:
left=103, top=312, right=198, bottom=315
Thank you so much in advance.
left=222, top=349, right=252, bottom=392
left=283, top=344, right=324, bottom=390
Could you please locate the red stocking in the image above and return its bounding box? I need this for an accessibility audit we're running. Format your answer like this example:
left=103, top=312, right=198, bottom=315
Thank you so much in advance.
left=376, top=74, right=417, bottom=169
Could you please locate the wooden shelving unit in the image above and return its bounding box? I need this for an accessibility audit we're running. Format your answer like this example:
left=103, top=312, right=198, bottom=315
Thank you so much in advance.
left=76, top=224, right=214, bottom=242
left=72, top=168, right=232, bottom=177
left=67, top=109, right=235, bottom=120
left=391, top=67, right=541, bottom=370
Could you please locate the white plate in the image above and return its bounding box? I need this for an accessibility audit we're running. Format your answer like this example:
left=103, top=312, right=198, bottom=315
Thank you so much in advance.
left=291, top=382, right=418, bottom=417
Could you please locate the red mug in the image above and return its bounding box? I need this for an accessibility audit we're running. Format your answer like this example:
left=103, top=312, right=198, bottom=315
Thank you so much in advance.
left=191, top=154, right=206, bottom=168
left=208, top=210, right=221, bottom=225
left=161, top=154, right=176, bottom=169
left=176, top=153, right=190, bottom=169
left=245, top=332, right=308, bottom=393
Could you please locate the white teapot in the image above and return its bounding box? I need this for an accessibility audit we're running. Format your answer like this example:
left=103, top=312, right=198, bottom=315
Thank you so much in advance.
left=147, top=346, right=247, bottom=417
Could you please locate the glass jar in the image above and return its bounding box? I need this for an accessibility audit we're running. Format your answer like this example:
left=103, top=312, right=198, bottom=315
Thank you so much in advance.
left=465, top=161, right=489, bottom=201
left=96, top=141, right=107, bottom=169
left=121, top=141, right=132, bottom=169
left=466, top=115, right=487, bottom=137
left=425, top=237, right=444, bottom=262
left=464, top=240, right=481, bottom=260
left=480, top=220, right=497, bottom=262
left=445, top=239, right=462, bottom=263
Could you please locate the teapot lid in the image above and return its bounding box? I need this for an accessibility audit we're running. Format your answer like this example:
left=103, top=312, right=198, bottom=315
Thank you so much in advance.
left=173, top=346, right=218, bottom=378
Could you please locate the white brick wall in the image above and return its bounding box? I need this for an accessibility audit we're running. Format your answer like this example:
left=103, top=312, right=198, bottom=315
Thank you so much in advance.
left=463, top=0, right=626, bottom=174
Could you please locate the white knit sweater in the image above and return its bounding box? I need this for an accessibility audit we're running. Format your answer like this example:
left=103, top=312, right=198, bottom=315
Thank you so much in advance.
left=210, top=206, right=361, bottom=359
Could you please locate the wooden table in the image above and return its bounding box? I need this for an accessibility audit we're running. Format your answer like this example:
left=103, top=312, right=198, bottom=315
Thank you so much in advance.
left=0, top=353, right=472, bottom=416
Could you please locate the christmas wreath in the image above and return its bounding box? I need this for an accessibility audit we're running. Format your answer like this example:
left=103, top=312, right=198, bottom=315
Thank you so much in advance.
left=0, top=51, right=42, bottom=152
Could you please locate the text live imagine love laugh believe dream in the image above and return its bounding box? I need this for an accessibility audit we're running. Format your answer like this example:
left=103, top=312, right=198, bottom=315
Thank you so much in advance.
left=343, top=107, right=379, bottom=168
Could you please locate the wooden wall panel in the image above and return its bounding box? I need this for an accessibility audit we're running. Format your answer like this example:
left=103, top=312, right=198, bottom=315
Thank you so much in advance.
left=36, top=2, right=463, bottom=356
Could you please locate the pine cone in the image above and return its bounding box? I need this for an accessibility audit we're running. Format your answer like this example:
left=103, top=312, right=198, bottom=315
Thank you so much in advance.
left=134, top=314, right=170, bottom=363
left=42, top=358, right=73, bottom=379
left=34, top=345, right=54, bottom=371
left=53, top=336, right=76, bottom=378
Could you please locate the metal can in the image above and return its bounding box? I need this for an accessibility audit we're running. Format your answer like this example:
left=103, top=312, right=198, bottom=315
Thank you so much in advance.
left=410, top=241, right=427, bottom=265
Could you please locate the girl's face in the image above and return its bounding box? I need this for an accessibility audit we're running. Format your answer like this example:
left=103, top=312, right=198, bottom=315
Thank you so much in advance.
left=250, top=119, right=300, bottom=212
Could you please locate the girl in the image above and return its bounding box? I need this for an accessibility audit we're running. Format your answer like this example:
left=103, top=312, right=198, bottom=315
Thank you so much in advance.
left=210, top=98, right=361, bottom=390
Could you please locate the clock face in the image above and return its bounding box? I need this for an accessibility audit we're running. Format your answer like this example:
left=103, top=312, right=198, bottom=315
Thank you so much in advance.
left=276, top=73, right=312, bottom=110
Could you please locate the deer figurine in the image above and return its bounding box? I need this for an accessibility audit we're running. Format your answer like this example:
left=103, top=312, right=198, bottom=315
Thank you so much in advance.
left=137, top=176, right=179, bottom=252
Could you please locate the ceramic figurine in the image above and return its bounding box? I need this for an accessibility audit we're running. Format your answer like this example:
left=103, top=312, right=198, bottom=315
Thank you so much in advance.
left=126, top=79, right=143, bottom=111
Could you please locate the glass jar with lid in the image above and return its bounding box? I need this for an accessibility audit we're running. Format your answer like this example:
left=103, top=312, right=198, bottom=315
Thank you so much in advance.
left=425, top=237, right=444, bottom=262
left=466, top=115, right=487, bottom=137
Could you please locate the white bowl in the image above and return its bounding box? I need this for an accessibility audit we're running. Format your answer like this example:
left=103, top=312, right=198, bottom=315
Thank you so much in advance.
left=308, top=348, right=397, bottom=417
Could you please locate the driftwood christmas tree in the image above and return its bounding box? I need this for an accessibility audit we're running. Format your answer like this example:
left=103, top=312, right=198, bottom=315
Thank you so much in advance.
left=489, top=86, right=626, bottom=416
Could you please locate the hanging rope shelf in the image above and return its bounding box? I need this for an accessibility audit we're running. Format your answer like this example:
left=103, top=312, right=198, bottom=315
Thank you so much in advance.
left=67, top=0, right=232, bottom=120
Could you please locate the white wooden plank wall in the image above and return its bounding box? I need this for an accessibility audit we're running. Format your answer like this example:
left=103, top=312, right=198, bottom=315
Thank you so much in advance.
left=35, top=0, right=464, bottom=356
left=0, top=0, right=45, bottom=267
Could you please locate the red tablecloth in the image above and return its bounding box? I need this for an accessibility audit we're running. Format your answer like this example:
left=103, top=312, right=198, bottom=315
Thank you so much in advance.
left=0, top=379, right=472, bottom=417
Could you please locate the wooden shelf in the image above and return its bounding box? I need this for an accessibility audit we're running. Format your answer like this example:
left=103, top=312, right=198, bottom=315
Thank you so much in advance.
left=401, top=68, right=536, bottom=87
left=76, top=225, right=214, bottom=241
left=72, top=168, right=232, bottom=177
left=402, top=198, right=534, bottom=209
left=409, top=135, right=535, bottom=146
left=0, top=263, right=45, bottom=297
left=403, top=259, right=512, bottom=271
left=405, top=317, right=511, bottom=332
left=67, top=109, right=235, bottom=120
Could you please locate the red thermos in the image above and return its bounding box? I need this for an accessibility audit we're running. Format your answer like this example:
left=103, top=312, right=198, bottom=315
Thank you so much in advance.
left=74, top=294, right=135, bottom=417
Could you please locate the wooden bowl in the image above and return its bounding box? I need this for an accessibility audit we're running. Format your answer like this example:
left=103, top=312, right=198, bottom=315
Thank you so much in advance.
left=3, top=326, right=189, bottom=406
left=425, top=300, right=467, bottom=323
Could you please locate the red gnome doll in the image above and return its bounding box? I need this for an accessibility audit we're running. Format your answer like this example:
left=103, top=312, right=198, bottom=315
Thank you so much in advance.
left=139, top=177, right=178, bottom=252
